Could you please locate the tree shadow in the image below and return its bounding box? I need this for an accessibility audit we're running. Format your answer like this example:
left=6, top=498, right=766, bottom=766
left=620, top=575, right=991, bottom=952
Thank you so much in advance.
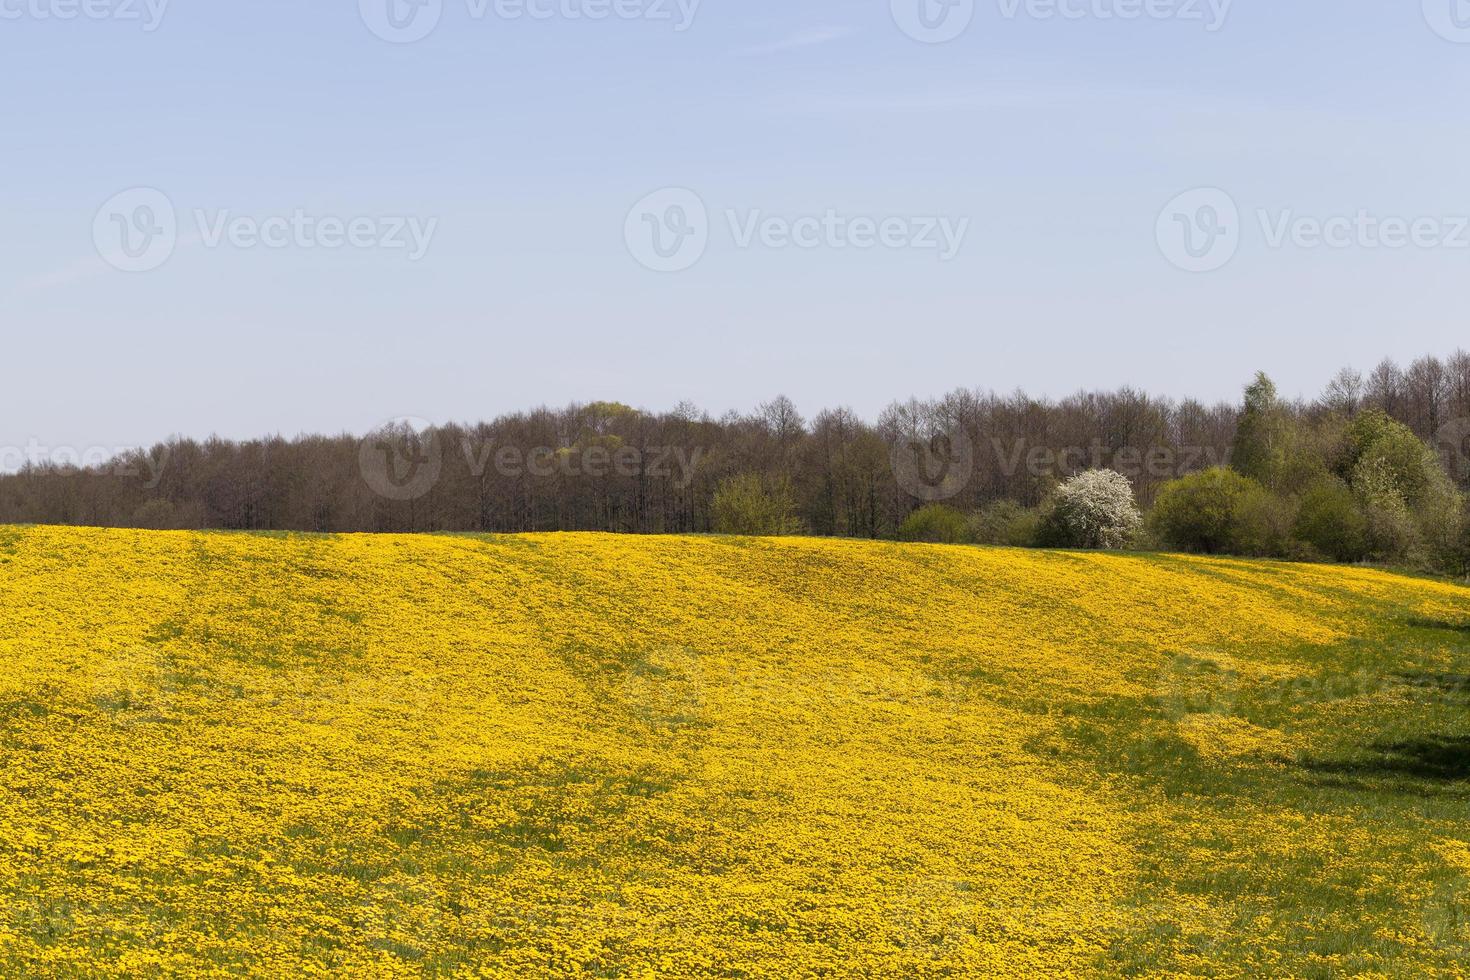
left=1303, top=736, right=1470, bottom=785
left=1405, top=617, right=1470, bottom=634
left=1391, top=672, right=1470, bottom=698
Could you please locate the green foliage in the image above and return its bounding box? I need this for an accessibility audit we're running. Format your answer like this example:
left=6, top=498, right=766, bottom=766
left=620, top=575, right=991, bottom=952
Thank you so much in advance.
left=1149, top=468, right=1283, bottom=556
left=1232, top=372, right=1292, bottom=490
left=1361, top=493, right=1420, bottom=564
left=712, top=474, right=802, bottom=537
left=1344, top=413, right=1442, bottom=509
left=1293, top=478, right=1369, bottom=563
left=1332, top=409, right=1467, bottom=568
left=1415, top=482, right=1468, bottom=574
left=897, top=504, right=970, bottom=544
left=1454, top=505, right=1470, bottom=579
left=967, top=500, right=1041, bottom=548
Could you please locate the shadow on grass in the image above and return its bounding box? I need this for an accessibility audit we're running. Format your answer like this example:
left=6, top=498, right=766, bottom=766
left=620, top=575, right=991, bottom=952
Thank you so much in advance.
left=1406, top=617, right=1470, bottom=634
left=1304, top=736, right=1470, bottom=785
left=1391, top=672, right=1470, bottom=698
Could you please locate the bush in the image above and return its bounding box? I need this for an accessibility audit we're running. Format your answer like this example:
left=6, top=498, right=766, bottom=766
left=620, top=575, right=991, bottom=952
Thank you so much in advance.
left=1149, top=468, right=1281, bottom=556
left=1293, top=477, right=1369, bottom=563
left=1361, top=494, right=1420, bottom=564
left=898, top=504, right=970, bottom=544
left=1037, top=470, right=1141, bottom=550
left=1335, top=409, right=1467, bottom=572
left=967, top=500, right=1041, bottom=548
left=1412, top=479, right=1466, bottom=573
left=1236, top=490, right=1296, bottom=557
left=712, top=474, right=802, bottom=536
left=1452, top=504, right=1470, bottom=579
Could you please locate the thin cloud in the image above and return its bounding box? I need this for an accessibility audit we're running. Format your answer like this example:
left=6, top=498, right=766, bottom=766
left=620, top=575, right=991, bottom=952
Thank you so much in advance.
left=16, top=233, right=204, bottom=294
left=778, top=83, right=1197, bottom=115
left=733, top=27, right=854, bottom=57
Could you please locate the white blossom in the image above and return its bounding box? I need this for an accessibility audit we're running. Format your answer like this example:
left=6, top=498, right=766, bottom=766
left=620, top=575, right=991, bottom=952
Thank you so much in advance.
left=1051, top=469, right=1142, bottom=550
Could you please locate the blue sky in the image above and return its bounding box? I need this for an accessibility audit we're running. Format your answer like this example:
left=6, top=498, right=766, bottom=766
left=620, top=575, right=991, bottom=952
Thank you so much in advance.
left=4, top=0, right=1470, bottom=455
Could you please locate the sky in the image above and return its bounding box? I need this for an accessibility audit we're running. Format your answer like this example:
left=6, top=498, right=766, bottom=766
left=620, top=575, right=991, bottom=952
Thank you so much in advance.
left=4, top=0, right=1470, bottom=459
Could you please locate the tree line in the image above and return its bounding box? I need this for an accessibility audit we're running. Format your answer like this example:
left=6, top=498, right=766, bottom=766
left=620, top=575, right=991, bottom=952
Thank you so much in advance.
left=2, top=352, right=1468, bottom=558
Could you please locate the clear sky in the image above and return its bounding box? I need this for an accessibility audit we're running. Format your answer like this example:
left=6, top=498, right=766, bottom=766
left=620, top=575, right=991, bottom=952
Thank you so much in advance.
left=5, top=0, right=1470, bottom=457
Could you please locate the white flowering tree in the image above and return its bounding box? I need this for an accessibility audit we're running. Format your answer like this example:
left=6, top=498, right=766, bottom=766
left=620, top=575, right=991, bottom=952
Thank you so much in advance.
left=1048, top=469, right=1142, bottom=550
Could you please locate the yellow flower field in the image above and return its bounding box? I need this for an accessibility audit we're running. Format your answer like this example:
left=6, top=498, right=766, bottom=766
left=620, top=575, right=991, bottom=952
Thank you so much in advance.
left=0, top=526, right=1467, bottom=976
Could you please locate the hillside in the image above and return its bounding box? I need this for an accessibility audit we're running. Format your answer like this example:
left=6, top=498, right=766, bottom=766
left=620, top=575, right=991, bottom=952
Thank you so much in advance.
left=0, top=526, right=1467, bottom=977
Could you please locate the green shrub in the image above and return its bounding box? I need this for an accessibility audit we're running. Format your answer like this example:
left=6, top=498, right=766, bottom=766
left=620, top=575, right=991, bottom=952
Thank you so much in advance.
left=1149, top=468, right=1282, bottom=556
left=712, top=474, right=802, bottom=536
left=1293, top=478, right=1369, bottom=563
left=1413, top=481, right=1467, bottom=573
left=1337, top=409, right=1449, bottom=505
left=898, top=504, right=970, bottom=544
left=967, top=500, right=1041, bottom=547
left=1333, top=409, right=1467, bottom=572
left=1361, top=494, right=1420, bottom=564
